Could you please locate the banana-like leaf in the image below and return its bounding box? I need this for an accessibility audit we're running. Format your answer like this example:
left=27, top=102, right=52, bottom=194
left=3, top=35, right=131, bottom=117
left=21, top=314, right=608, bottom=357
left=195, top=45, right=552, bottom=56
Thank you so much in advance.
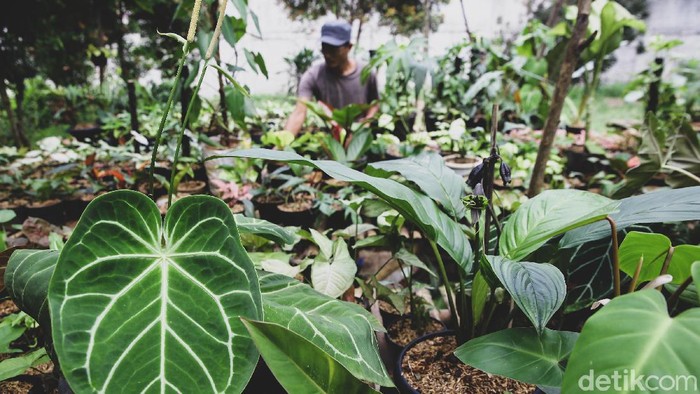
left=48, top=190, right=262, bottom=393
left=259, top=271, right=392, bottom=386
left=242, top=319, right=380, bottom=394
left=455, top=328, right=578, bottom=387
left=488, top=256, right=566, bottom=333
left=560, top=186, right=700, bottom=249
left=216, top=148, right=473, bottom=272
left=234, top=214, right=297, bottom=246
left=367, top=152, right=467, bottom=220
left=562, top=290, right=700, bottom=394
left=6, top=249, right=58, bottom=329
left=500, top=189, right=618, bottom=261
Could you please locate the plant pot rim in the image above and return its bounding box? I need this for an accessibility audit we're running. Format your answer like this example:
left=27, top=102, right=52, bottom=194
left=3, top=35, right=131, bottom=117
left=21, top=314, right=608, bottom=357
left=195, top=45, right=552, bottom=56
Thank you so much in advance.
left=443, top=153, right=481, bottom=167
left=395, top=330, right=456, bottom=394
left=386, top=314, right=447, bottom=350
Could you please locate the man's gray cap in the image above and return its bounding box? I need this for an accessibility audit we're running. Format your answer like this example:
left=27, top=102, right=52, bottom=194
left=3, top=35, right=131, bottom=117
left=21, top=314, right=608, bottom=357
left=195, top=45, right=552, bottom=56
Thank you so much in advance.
left=321, top=21, right=352, bottom=46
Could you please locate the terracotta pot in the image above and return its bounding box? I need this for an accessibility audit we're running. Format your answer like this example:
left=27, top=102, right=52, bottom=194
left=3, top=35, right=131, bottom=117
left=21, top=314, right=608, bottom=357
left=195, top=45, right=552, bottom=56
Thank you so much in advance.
left=443, top=154, right=481, bottom=177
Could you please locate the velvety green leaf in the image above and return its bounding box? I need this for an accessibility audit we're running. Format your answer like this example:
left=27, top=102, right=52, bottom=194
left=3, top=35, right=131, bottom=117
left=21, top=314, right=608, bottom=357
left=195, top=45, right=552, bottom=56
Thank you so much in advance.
left=311, top=236, right=357, bottom=298
left=455, top=328, right=578, bottom=387
left=395, top=248, right=436, bottom=277
left=500, top=190, right=618, bottom=261
left=561, top=187, right=700, bottom=249
left=562, top=290, right=700, bottom=394
left=618, top=231, right=671, bottom=284
left=234, top=214, right=297, bottom=246
left=0, top=348, right=50, bottom=381
left=249, top=252, right=298, bottom=277
left=48, top=190, right=262, bottom=393
left=6, top=249, right=58, bottom=329
left=488, top=256, right=566, bottom=333
left=259, top=272, right=391, bottom=386
left=242, top=319, right=379, bottom=394
left=217, top=149, right=473, bottom=272
left=368, top=152, right=467, bottom=220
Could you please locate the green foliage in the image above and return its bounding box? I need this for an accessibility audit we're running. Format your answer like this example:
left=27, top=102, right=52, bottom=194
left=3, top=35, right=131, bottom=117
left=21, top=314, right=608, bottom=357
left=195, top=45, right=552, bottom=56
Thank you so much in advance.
left=619, top=231, right=700, bottom=285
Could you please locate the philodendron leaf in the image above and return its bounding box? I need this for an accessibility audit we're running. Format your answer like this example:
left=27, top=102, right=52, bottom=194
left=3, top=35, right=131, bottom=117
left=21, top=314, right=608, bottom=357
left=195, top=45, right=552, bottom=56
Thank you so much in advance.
left=6, top=249, right=58, bottom=330
left=562, top=290, right=700, bottom=394
left=500, top=189, right=618, bottom=261
left=259, top=271, right=391, bottom=386
left=216, top=148, right=473, bottom=273
left=455, top=328, right=579, bottom=387
left=234, top=214, right=298, bottom=246
left=311, top=236, right=357, bottom=298
left=488, top=256, right=566, bottom=333
left=619, top=232, right=700, bottom=285
left=367, top=152, right=467, bottom=220
left=242, top=319, right=380, bottom=394
left=48, top=190, right=262, bottom=394
left=560, top=186, right=700, bottom=248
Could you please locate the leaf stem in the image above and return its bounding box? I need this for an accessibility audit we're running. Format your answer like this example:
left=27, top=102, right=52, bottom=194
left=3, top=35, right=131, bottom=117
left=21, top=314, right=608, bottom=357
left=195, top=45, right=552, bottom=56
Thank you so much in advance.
left=429, top=240, right=459, bottom=333
left=668, top=276, right=693, bottom=314
left=148, top=46, right=189, bottom=197
left=662, top=165, right=700, bottom=184
left=657, top=246, right=675, bottom=290
left=605, top=216, right=620, bottom=297
left=628, top=256, right=644, bottom=293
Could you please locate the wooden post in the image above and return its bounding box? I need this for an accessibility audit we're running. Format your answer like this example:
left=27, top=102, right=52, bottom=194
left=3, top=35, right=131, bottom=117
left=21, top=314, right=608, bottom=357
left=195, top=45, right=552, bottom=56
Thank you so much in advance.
left=528, top=0, right=592, bottom=197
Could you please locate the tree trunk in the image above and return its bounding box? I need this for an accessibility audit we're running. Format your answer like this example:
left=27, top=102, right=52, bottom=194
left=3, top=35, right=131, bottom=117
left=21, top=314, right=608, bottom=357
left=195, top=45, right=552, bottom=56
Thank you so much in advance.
left=546, top=0, right=566, bottom=27
left=0, top=78, right=29, bottom=147
left=528, top=0, right=592, bottom=197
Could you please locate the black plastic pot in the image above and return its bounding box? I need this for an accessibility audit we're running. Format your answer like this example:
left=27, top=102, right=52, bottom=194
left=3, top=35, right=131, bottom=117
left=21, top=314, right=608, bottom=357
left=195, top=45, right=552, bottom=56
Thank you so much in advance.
left=253, top=195, right=284, bottom=222
left=386, top=315, right=446, bottom=365
left=276, top=202, right=314, bottom=227
left=25, top=199, right=65, bottom=225
left=395, top=330, right=545, bottom=394
left=67, top=125, right=104, bottom=145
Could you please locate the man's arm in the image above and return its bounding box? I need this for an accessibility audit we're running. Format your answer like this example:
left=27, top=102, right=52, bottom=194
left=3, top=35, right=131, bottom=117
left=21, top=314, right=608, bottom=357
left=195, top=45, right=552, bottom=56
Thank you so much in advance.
left=284, top=100, right=308, bottom=136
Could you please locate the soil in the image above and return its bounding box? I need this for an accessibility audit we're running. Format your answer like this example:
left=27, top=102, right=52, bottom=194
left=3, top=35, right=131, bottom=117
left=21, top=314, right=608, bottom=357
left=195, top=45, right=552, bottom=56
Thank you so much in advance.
left=230, top=203, right=245, bottom=214
left=447, top=156, right=479, bottom=165
left=0, top=299, right=19, bottom=317
left=25, top=199, right=61, bottom=209
left=277, top=200, right=312, bottom=213
left=401, top=334, right=536, bottom=394
left=177, top=180, right=207, bottom=194
left=388, top=317, right=445, bottom=347
left=254, top=195, right=284, bottom=205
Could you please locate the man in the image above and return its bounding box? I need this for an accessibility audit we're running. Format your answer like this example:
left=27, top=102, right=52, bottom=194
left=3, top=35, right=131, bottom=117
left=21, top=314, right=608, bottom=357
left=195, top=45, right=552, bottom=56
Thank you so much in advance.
left=284, top=20, right=379, bottom=136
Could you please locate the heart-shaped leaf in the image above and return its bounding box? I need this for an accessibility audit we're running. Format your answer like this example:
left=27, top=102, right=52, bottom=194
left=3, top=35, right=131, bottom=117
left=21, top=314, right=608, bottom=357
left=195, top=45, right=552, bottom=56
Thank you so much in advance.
left=562, top=290, right=700, bottom=394
left=48, top=190, right=262, bottom=393
left=311, top=236, right=357, bottom=298
left=218, top=149, right=473, bottom=272
left=259, top=271, right=391, bottom=386
left=619, top=232, right=700, bottom=285
left=455, top=327, right=578, bottom=387
left=500, top=189, right=618, bottom=261
left=488, top=256, right=566, bottom=333
left=242, top=319, right=379, bottom=394
left=6, top=249, right=58, bottom=330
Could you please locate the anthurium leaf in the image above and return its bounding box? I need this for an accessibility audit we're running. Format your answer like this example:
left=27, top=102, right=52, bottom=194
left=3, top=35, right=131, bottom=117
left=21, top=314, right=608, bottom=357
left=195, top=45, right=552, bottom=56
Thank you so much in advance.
left=562, top=290, right=700, bottom=394
left=693, top=262, right=700, bottom=304
left=560, top=186, right=700, bottom=249
left=242, top=319, right=380, bottom=394
left=618, top=231, right=672, bottom=285
left=259, top=271, right=391, bottom=386
left=395, top=248, right=437, bottom=277
left=500, top=190, right=618, bottom=261
left=217, top=148, right=473, bottom=273
left=455, top=328, right=578, bottom=387
left=368, top=152, right=467, bottom=220
left=48, top=190, right=262, bottom=393
left=0, top=348, right=50, bottom=381
left=249, top=252, right=299, bottom=277
left=669, top=245, right=700, bottom=284
left=6, top=249, right=58, bottom=329
left=234, top=214, right=297, bottom=246
left=488, top=256, right=566, bottom=333
left=311, top=237, right=357, bottom=298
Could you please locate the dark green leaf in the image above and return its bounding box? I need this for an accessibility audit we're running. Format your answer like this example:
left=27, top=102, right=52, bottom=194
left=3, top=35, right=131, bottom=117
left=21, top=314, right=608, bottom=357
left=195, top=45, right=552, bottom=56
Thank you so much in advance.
left=6, top=249, right=58, bottom=329
left=234, top=214, right=297, bottom=246
left=221, top=16, right=246, bottom=47
left=0, top=348, right=49, bottom=381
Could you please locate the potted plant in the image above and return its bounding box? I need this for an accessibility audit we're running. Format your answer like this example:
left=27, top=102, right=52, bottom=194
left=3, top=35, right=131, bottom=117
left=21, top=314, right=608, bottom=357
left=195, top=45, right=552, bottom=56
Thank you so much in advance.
left=442, top=118, right=484, bottom=176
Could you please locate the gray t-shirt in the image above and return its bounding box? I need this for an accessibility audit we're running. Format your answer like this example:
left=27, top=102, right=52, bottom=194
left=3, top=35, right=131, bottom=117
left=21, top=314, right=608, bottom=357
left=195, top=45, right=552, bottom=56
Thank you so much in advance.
left=297, top=62, right=379, bottom=109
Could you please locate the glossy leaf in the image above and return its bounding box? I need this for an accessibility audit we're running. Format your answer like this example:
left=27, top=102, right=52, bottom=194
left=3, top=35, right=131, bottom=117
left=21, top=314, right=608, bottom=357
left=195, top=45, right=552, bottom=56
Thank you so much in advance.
left=488, top=256, right=566, bottom=333
left=471, top=271, right=490, bottom=327
left=242, top=319, right=379, bottom=394
left=0, top=312, right=36, bottom=353
left=395, top=248, right=437, bottom=277
left=311, top=234, right=357, bottom=299
left=6, top=249, right=58, bottom=329
left=48, top=190, right=262, bottom=393
left=500, top=190, right=618, bottom=261
left=619, top=231, right=671, bottom=284
left=455, top=328, right=578, bottom=387
left=560, top=186, right=700, bottom=248
left=234, top=214, right=297, bottom=246
left=562, top=290, right=700, bottom=394
left=259, top=272, right=391, bottom=386
left=249, top=252, right=298, bottom=277
left=693, top=262, right=700, bottom=304
left=368, top=152, right=467, bottom=219
left=217, top=148, right=473, bottom=272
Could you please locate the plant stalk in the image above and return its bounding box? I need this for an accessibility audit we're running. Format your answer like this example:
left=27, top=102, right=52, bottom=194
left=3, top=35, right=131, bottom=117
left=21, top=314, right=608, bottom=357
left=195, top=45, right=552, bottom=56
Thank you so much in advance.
left=429, top=240, right=459, bottom=332
left=606, top=216, right=620, bottom=297
left=668, top=276, right=693, bottom=314
left=628, top=256, right=644, bottom=293
left=657, top=246, right=675, bottom=290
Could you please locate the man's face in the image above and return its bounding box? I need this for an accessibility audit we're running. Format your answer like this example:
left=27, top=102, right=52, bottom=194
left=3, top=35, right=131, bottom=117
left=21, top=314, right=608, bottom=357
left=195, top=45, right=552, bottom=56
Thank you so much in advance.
left=322, top=43, right=351, bottom=70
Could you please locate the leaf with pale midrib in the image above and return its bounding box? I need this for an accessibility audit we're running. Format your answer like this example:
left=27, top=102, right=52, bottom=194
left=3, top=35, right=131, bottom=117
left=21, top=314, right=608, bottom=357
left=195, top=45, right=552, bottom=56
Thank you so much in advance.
left=48, top=190, right=262, bottom=394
